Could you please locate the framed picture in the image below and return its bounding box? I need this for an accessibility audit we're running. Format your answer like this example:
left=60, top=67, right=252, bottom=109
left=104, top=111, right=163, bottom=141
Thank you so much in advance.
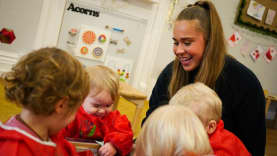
left=235, top=0, right=277, bottom=38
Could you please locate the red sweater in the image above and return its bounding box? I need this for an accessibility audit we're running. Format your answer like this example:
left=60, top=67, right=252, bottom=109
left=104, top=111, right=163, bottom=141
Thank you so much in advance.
left=63, top=106, right=133, bottom=156
left=0, top=117, right=78, bottom=156
left=209, top=120, right=251, bottom=156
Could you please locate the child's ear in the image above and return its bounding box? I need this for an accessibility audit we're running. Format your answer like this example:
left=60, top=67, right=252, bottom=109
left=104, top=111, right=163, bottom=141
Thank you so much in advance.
left=206, top=120, right=217, bottom=135
left=55, top=97, right=69, bottom=114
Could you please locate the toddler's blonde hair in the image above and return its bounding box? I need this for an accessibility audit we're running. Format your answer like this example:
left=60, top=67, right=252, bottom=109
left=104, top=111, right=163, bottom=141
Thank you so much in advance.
left=135, top=105, right=212, bottom=156
left=169, top=82, right=222, bottom=125
left=86, top=65, right=119, bottom=103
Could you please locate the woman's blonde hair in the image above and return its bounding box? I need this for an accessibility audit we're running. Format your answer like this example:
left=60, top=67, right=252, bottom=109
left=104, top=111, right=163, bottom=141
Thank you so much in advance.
left=3, top=47, right=90, bottom=115
left=135, top=105, right=212, bottom=156
left=86, top=65, right=119, bottom=103
left=169, top=0, right=226, bottom=97
left=169, top=82, right=222, bottom=125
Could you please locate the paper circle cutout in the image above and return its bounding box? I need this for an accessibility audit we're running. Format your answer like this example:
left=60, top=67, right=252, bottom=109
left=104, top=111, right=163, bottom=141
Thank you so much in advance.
left=92, top=47, right=103, bottom=58
left=82, top=31, right=96, bottom=45
left=98, top=34, right=107, bottom=43
left=80, top=46, right=88, bottom=55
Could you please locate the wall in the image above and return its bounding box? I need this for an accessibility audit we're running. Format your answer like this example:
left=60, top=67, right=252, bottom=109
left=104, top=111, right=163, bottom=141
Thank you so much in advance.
left=0, top=0, right=170, bottom=96
left=0, top=0, right=43, bottom=72
left=149, top=0, right=277, bottom=96
left=1, top=0, right=275, bottom=96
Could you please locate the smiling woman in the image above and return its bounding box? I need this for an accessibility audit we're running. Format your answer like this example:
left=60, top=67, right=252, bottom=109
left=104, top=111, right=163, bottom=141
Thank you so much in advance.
left=172, top=20, right=205, bottom=72
left=142, top=1, right=266, bottom=155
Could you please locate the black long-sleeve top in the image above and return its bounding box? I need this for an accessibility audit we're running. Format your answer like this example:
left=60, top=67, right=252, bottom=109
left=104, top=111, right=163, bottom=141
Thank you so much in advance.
left=142, top=56, right=266, bottom=156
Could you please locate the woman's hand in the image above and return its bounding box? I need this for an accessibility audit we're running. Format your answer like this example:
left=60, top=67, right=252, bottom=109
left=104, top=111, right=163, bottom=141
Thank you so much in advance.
left=98, top=142, right=117, bottom=156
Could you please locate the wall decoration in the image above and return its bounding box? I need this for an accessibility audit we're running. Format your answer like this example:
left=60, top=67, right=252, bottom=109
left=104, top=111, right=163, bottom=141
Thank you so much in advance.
left=67, top=3, right=100, bottom=17
left=66, top=28, right=79, bottom=47
left=69, top=28, right=79, bottom=36
left=247, top=0, right=265, bottom=21
left=104, top=56, right=133, bottom=83
left=76, top=24, right=111, bottom=62
left=240, top=40, right=251, bottom=56
left=235, top=0, right=277, bottom=38
left=82, top=30, right=96, bottom=45
left=57, top=0, right=148, bottom=84
left=167, top=0, right=179, bottom=28
left=250, top=45, right=263, bottom=61
left=98, top=34, right=107, bottom=43
left=109, top=39, right=118, bottom=45
left=264, top=47, right=276, bottom=63
left=105, top=25, right=125, bottom=33
left=80, top=46, right=88, bottom=55
left=228, top=31, right=242, bottom=47
left=116, top=48, right=126, bottom=54
left=0, top=28, right=16, bottom=44
left=123, top=36, right=131, bottom=46
left=265, top=9, right=276, bottom=25
left=92, top=47, right=104, bottom=58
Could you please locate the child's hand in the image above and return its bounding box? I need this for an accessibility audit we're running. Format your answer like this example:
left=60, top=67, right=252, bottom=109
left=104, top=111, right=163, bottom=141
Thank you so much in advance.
left=98, top=142, right=117, bottom=156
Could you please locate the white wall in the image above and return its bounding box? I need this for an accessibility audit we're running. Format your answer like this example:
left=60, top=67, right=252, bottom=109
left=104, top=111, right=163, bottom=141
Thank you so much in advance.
left=215, top=0, right=277, bottom=95
left=0, top=0, right=43, bottom=53
left=0, top=0, right=44, bottom=72
left=150, top=0, right=277, bottom=95
left=0, top=0, right=169, bottom=97
left=1, top=0, right=276, bottom=96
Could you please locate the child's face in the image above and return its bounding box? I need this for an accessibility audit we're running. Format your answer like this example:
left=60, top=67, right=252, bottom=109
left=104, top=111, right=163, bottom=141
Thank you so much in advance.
left=188, top=105, right=217, bottom=135
left=82, top=89, right=113, bottom=118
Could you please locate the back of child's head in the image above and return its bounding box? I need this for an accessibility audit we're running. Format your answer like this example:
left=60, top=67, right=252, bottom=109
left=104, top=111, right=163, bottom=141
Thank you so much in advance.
left=86, top=65, right=119, bottom=102
left=169, top=82, right=222, bottom=124
left=3, top=47, right=90, bottom=115
left=135, top=105, right=212, bottom=156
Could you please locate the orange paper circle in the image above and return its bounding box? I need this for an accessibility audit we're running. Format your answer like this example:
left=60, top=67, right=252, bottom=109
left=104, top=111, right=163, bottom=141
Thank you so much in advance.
left=80, top=46, right=88, bottom=55
left=82, top=31, right=96, bottom=45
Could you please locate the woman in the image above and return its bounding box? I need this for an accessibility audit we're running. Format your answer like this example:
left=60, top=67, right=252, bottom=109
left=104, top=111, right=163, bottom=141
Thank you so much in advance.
left=142, top=1, right=266, bottom=155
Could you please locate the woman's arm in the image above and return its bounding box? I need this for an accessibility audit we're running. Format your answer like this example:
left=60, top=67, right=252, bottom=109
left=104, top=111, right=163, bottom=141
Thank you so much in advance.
left=141, top=62, right=173, bottom=126
left=218, top=57, right=266, bottom=155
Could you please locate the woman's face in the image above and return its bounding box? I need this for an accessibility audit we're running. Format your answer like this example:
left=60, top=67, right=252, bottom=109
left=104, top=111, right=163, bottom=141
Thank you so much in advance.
left=173, top=20, right=206, bottom=71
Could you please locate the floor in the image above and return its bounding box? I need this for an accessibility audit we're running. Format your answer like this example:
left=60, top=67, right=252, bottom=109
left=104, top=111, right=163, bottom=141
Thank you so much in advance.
left=266, top=128, right=277, bottom=156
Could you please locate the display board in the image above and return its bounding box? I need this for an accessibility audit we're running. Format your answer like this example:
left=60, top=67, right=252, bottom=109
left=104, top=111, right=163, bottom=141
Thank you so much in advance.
left=235, top=0, right=277, bottom=38
left=57, top=0, right=147, bottom=83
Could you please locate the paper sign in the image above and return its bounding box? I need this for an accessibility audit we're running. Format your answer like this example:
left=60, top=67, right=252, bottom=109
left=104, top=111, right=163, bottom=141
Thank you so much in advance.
left=265, top=9, right=276, bottom=25
left=228, top=32, right=242, bottom=47
left=250, top=46, right=263, bottom=61
left=247, top=0, right=265, bottom=21
left=76, top=25, right=111, bottom=62
left=264, top=47, right=277, bottom=63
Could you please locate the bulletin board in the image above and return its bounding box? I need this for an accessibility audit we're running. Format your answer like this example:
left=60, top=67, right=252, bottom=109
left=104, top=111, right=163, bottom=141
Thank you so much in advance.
left=57, top=0, right=147, bottom=84
left=235, top=0, right=277, bottom=38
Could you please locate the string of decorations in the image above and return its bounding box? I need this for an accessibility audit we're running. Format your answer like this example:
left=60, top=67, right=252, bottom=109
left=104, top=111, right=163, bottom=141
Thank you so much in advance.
left=167, top=0, right=179, bottom=28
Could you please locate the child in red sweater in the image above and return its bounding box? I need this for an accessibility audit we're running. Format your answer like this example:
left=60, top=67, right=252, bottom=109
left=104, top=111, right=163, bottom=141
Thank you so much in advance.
left=135, top=105, right=213, bottom=156
left=63, top=65, right=133, bottom=156
left=170, top=82, right=251, bottom=156
left=0, top=47, right=90, bottom=156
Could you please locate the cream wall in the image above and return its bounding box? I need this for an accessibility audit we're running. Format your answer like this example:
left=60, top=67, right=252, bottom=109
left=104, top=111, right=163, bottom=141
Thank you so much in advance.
left=1, top=0, right=276, bottom=96
left=0, top=0, right=170, bottom=96
left=150, top=0, right=277, bottom=96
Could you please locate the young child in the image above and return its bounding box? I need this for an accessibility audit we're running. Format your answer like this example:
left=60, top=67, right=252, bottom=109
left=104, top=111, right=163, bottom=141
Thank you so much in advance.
left=62, top=65, right=133, bottom=156
left=0, top=47, right=90, bottom=156
left=135, top=105, right=213, bottom=156
left=169, top=82, right=251, bottom=156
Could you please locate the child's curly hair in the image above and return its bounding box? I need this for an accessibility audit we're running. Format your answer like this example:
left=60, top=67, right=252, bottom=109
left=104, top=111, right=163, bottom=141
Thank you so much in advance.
left=2, top=47, right=90, bottom=115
